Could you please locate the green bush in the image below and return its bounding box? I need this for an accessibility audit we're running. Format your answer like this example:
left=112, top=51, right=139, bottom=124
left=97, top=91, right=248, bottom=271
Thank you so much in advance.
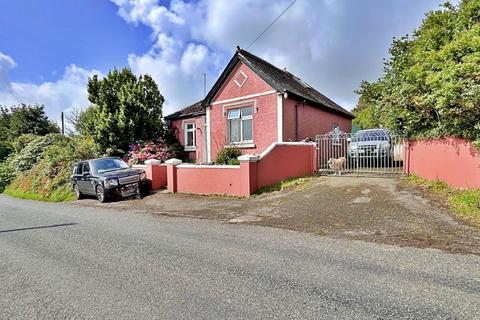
left=0, top=141, right=13, bottom=161
left=0, top=159, right=15, bottom=192
left=354, top=0, right=480, bottom=141
left=12, top=134, right=38, bottom=153
left=4, top=135, right=101, bottom=201
left=215, top=147, right=242, bottom=165
left=11, top=134, right=68, bottom=172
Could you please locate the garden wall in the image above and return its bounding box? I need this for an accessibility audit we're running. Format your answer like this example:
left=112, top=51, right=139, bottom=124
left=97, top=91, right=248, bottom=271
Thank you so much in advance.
left=133, top=161, right=168, bottom=190
left=175, top=164, right=243, bottom=196
left=164, top=142, right=317, bottom=196
left=404, top=138, right=480, bottom=189
left=256, top=143, right=317, bottom=189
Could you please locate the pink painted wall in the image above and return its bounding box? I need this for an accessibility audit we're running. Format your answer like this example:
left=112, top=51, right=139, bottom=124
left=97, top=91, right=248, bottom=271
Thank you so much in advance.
left=133, top=164, right=167, bottom=190
left=175, top=166, right=245, bottom=196
left=256, top=143, right=317, bottom=189
left=283, top=98, right=352, bottom=141
left=146, top=164, right=167, bottom=190
left=170, top=116, right=205, bottom=163
left=405, top=138, right=480, bottom=189
left=213, top=62, right=273, bottom=101
left=165, top=142, right=317, bottom=196
left=209, top=62, right=278, bottom=161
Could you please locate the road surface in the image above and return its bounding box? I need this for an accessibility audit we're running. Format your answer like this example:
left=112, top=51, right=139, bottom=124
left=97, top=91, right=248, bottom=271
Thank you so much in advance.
left=1, top=195, right=479, bottom=319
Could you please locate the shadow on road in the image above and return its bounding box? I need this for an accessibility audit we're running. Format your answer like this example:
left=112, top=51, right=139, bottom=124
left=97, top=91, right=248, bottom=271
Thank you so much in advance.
left=0, top=222, right=78, bottom=234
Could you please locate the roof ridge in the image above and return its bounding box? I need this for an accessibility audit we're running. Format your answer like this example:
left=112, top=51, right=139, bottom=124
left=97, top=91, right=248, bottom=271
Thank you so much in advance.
left=238, top=49, right=288, bottom=78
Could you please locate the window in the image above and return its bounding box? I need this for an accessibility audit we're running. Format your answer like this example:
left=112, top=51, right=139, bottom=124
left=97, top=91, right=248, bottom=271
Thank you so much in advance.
left=228, top=107, right=253, bottom=144
left=90, top=158, right=128, bottom=174
left=184, top=122, right=196, bottom=151
left=81, top=162, right=91, bottom=175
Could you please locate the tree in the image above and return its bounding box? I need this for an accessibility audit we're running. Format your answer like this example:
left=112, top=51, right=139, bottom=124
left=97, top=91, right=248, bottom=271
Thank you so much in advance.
left=64, top=106, right=99, bottom=137
left=354, top=0, right=480, bottom=141
left=352, top=81, right=382, bottom=129
left=0, top=104, right=59, bottom=160
left=87, top=68, right=165, bottom=155
left=0, top=104, right=59, bottom=137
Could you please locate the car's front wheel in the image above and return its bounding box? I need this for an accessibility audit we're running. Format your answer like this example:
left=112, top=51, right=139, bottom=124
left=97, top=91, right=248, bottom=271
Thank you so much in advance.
left=73, top=184, right=84, bottom=200
left=96, top=184, right=108, bottom=203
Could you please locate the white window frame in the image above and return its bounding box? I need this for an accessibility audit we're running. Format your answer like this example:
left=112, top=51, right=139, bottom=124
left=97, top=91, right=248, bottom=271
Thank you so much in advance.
left=227, top=106, right=253, bottom=145
left=183, top=121, right=196, bottom=151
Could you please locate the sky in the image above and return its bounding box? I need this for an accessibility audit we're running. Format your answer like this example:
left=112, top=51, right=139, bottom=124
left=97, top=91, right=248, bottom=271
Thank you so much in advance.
left=0, top=0, right=451, bottom=122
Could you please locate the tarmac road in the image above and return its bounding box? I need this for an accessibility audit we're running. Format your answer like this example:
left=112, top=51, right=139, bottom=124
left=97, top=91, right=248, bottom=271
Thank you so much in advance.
left=1, top=195, right=479, bottom=319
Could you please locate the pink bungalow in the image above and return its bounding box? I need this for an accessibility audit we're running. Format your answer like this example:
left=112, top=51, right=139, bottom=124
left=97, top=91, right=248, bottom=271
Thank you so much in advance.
left=165, top=47, right=354, bottom=163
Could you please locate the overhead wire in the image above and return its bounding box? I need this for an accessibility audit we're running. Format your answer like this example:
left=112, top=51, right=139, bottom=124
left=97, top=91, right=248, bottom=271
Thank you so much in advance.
left=246, top=0, right=297, bottom=50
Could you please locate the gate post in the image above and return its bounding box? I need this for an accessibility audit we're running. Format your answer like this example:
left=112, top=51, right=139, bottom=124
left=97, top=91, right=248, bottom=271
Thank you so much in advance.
left=165, top=158, right=182, bottom=193
left=311, top=143, right=318, bottom=173
left=238, top=154, right=259, bottom=196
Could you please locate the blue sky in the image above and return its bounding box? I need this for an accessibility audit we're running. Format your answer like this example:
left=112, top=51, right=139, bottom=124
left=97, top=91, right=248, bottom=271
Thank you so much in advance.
left=0, top=0, right=150, bottom=83
left=0, top=0, right=451, bottom=121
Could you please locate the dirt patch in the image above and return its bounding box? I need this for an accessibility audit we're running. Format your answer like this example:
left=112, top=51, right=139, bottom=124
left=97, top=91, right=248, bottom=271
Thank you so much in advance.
left=71, top=176, right=480, bottom=255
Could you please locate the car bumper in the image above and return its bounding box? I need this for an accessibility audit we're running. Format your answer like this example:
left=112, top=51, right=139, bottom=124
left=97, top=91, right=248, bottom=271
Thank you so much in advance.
left=105, top=180, right=148, bottom=198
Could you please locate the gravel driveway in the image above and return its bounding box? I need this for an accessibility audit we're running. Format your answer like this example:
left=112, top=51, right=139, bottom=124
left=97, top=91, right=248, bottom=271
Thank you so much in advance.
left=1, top=195, right=479, bottom=319
left=72, top=176, right=480, bottom=255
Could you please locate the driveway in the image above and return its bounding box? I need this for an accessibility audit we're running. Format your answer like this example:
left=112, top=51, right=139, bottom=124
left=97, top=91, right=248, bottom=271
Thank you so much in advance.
left=73, top=176, right=480, bottom=255
left=1, top=195, right=479, bottom=319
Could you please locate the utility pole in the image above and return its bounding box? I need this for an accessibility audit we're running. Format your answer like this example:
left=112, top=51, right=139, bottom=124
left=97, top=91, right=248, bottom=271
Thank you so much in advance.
left=61, top=111, right=65, bottom=135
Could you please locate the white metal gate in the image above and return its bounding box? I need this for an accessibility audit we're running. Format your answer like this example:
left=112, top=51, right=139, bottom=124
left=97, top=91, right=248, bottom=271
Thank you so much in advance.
left=316, top=129, right=405, bottom=176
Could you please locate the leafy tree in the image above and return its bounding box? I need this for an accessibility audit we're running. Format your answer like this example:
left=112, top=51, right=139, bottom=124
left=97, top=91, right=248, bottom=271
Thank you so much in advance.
left=1, top=104, right=59, bottom=137
left=0, top=141, right=13, bottom=161
left=352, top=81, right=382, bottom=129
left=354, top=0, right=480, bottom=142
left=87, top=68, right=165, bottom=155
left=0, top=104, right=59, bottom=160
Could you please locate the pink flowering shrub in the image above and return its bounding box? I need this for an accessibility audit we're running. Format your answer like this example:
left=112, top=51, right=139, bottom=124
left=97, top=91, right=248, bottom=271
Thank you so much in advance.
left=126, top=140, right=176, bottom=165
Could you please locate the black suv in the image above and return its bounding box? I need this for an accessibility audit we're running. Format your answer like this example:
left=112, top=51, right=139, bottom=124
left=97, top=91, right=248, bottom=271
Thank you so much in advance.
left=71, top=157, right=147, bottom=202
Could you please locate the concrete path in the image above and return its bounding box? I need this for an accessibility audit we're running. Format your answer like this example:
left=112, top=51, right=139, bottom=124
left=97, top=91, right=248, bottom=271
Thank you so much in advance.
left=1, top=195, right=479, bottom=319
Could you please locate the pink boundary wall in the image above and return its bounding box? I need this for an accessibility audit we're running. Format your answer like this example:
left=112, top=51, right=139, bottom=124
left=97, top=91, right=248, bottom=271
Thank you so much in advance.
left=133, top=161, right=168, bottom=190
left=164, top=142, right=317, bottom=196
left=404, top=138, right=480, bottom=189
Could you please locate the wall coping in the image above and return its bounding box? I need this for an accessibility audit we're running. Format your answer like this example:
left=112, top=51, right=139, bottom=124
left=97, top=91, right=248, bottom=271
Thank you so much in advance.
left=165, top=158, right=183, bottom=165
left=238, top=154, right=260, bottom=162
left=145, top=159, right=161, bottom=165
left=177, top=164, right=240, bottom=169
left=236, top=142, right=315, bottom=163
left=259, top=142, right=315, bottom=160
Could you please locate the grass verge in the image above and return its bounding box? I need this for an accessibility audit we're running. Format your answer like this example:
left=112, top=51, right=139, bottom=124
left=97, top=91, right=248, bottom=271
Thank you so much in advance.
left=255, top=176, right=315, bottom=195
left=3, top=183, right=75, bottom=202
left=406, top=174, right=480, bottom=225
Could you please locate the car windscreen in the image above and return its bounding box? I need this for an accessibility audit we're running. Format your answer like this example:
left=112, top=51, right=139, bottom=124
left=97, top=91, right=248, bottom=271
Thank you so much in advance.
left=352, top=131, right=389, bottom=142
left=91, top=158, right=129, bottom=174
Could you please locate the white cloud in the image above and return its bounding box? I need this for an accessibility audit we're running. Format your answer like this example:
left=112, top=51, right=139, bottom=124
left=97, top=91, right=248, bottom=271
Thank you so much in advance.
left=0, top=52, right=16, bottom=91
left=111, top=0, right=445, bottom=113
left=0, top=52, right=100, bottom=119
left=127, top=38, right=210, bottom=114
left=0, top=0, right=446, bottom=121
left=180, top=44, right=209, bottom=75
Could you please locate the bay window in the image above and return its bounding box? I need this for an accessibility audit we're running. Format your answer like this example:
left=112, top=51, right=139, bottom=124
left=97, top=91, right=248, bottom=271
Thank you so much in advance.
left=227, top=107, right=253, bottom=144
